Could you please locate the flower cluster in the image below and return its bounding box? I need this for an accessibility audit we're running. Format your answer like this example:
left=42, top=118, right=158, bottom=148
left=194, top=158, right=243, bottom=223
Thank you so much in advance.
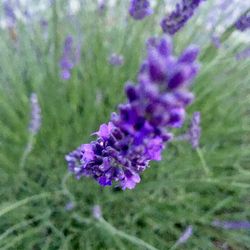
left=129, top=0, right=153, bottom=20
left=59, top=36, right=80, bottom=80
left=235, top=13, right=250, bottom=32
left=66, top=36, right=200, bottom=190
left=108, top=53, right=124, bottom=66
left=29, top=93, right=41, bottom=135
left=161, top=0, right=205, bottom=35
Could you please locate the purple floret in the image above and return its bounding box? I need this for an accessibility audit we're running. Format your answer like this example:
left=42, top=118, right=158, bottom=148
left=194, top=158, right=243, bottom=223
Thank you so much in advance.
left=129, top=0, right=153, bottom=20
left=235, top=13, right=250, bottom=32
left=66, top=36, right=200, bottom=190
left=161, top=0, right=206, bottom=35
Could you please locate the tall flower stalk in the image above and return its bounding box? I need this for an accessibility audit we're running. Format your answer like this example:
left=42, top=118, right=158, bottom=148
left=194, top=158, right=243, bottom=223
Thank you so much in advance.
left=66, top=36, right=200, bottom=190
left=161, top=0, right=206, bottom=35
left=20, top=93, right=41, bottom=169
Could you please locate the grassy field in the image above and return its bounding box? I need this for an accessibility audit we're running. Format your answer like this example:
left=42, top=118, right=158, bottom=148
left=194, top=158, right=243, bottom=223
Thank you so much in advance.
left=0, top=1, right=250, bottom=249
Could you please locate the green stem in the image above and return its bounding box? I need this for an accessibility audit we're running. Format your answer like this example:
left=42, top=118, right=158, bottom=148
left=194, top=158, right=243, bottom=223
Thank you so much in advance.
left=52, top=0, right=59, bottom=75
left=20, top=133, right=35, bottom=169
left=98, top=217, right=159, bottom=250
left=73, top=213, right=158, bottom=250
left=196, top=147, right=210, bottom=176
left=0, top=191, right=61, bottom=218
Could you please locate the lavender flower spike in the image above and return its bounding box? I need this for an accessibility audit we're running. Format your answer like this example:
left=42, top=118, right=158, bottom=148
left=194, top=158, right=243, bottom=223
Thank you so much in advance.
left=66, top=36, right=200, bottom=190
left=108, top=53, right=124, bottom=66
left=235, top=13, right=250, bottom=32
left=188, top=112, right=201, bottom=149
left=176, top=226, right=193, bottom=245
left=29, top=93, right=41, bottom=135
left=60, top=35, right=80, bottom=80
left=129, top=0, right=153, bottom=20
left=212, top=220, right=250, bottom=230
left=161, top=0, right=206, bottom=35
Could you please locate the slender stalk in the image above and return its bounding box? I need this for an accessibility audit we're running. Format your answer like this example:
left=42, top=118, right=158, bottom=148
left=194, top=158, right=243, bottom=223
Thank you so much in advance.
left=52, top=0, right=59, bottom=75
left=98, top=217, right=159, bottom=250
left=196, top=147, right=210, bottom=176
left=0, top=191, right=61, bottom=218
left=73, top=212, right=158, bottom=250
left=19, top=133, right=35, bottom=169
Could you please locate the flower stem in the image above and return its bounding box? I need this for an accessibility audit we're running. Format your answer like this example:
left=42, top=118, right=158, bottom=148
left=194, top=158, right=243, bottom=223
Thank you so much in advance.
left=196, top=147, right=210, bottom=176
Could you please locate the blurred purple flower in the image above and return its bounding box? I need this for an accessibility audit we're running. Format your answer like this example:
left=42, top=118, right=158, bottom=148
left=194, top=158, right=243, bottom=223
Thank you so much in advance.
left=29, top=93, right=41, bottom=135
left=108, top=53, right=124, bottom=66
left=92, top=205, right=102, bottom=219
left=97, top=0, right=106, bottom=13
left=188, top=112, right=201, bottom=149
left=236, top=47, right=250, bottom=61
left=66, top=36, right=200, bottom=190
left=211, top=35, right=221, bottom=49
left=129, top=0, right=153, bottom=20
left=65, top=202, right=75, bottom=211
left=176, top=226, right=193, bottom=245
left=235, top=13, right=250, bottom=32
left=4, top=1, right=16, bottom=27
left=161, top=0, right=206, bottom=35
left=59, top=35, right=80, bottom=80
left=40, top=19, right=48, bottom=29
left=212, top=220, right=250, bottom=230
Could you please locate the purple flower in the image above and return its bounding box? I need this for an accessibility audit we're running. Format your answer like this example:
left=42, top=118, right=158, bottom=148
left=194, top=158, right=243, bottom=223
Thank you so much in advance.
left=212, top=220, right=250, bottom=230
left=4, top=2, right=16, bottom=27
left=236, top=47, right=250, bottom=61
left=29, top=93, right=41, bottom=135
left=129, top=0, right=153, bottom=20
left=235, top=13, right=250, bottom=32
left=108, top=53, right=124, bottom=66
left=59, top=35, right=80, bottom=80
left=92, top=205, right=102, bottom=219
left=176, top=226, right=193, bottom=245
left=66, top=36, right=200, bottom=190
left=188, top=112, right=201, bottom=149
left=65, top=202, right=75, bottom=211
left=161, top=0, right=206, bottom=35
left=40, top=19, right=48, bottom=29
left=97, top=0, right=106, bottom=13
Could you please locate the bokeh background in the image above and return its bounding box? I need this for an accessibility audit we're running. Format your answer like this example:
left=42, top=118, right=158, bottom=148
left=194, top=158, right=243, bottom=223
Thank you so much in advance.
left=0, top=0, right=250, bottom=249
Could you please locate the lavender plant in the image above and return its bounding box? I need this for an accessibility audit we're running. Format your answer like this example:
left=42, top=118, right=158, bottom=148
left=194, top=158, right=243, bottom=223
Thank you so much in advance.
left=0, top=0, right=250, bottom=249
left=66, top=36, right=200, bottom=189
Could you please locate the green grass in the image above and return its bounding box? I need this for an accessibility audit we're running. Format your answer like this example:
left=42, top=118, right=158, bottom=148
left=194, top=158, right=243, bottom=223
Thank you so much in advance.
left=0, top=1, right=250, bottom=249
